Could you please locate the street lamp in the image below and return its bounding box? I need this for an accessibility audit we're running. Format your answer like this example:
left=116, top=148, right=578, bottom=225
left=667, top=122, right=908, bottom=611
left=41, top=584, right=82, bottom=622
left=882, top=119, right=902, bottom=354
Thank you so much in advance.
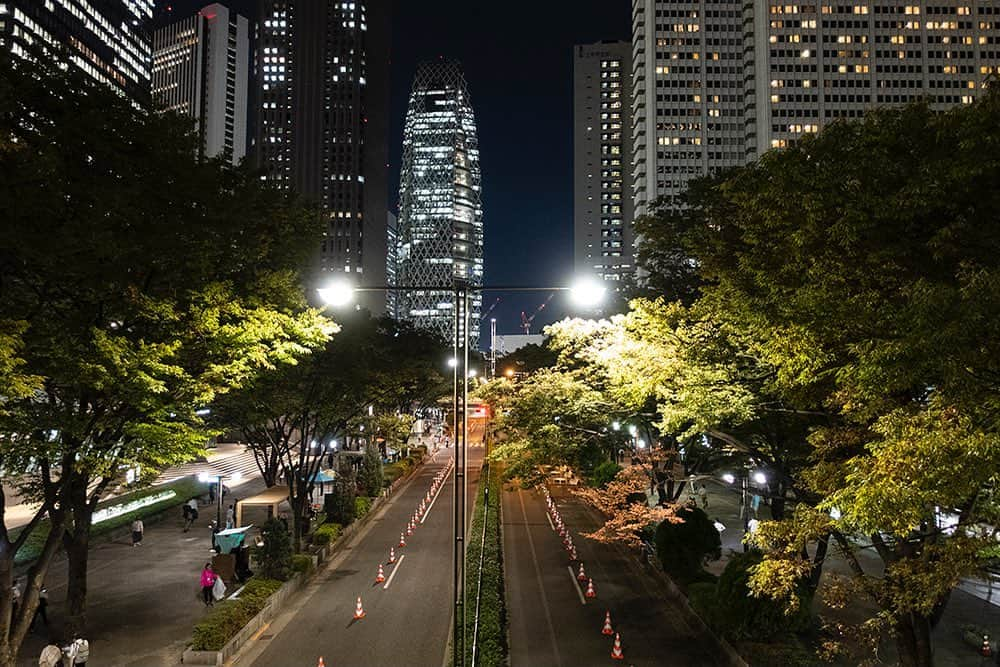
left=198, top=471, right=243, bottom=548
left=318, top=277, right=604, bottom=667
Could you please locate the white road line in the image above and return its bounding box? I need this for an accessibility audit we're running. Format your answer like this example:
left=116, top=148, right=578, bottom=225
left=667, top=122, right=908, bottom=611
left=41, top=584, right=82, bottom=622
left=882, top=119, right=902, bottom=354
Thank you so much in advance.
left=567, top=566, right=587, bottom=605
left=545, top=508, right=555, bottom=531
left=420, top=462, right=452, bottom=524
left=383, top=554, right=405, bottom=589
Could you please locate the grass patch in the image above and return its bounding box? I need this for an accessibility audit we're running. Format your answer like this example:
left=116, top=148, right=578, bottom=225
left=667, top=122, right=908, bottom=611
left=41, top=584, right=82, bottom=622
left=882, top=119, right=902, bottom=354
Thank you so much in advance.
left=463, top=462, right=507, bottom=667
left=190, top=577, right=283, bottom=651
left=14, top=475, right=208, bottom=565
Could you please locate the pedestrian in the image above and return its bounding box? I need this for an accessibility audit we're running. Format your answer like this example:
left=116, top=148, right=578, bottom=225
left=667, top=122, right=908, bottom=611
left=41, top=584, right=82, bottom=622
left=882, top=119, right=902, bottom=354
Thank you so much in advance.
left=751, top=493, right=762, bottom=518
left=697, top=483, right=709, bottom=509
left=11, top=578, right=21, bottom=621
left=64, top=633, right=89, bottom=667
left=225, top=504, right=234, bottom=530
left=200, top=563, right=217, bottom=606
left=208, top=481, right=216, bottom=503
left=184, top=498, right=199, bottom=532
left=37, top=643, right=62, bottom=667
left=30, top=586, right=48, bottom=631
left=131, top=518, right=144, bottom=546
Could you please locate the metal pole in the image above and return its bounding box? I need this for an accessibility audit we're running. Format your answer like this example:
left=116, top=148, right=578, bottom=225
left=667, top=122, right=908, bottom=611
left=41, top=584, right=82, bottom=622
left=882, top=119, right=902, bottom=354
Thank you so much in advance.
left=453, top=283, right=468, bottom=667
left=489, top=317, right=496, bottom=380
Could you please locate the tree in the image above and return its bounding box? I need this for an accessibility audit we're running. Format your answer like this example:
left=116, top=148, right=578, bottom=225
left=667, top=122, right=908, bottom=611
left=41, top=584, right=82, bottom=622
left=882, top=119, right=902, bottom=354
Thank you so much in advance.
left=647, top=91, right=1000, bottom=666
left=359, top=443, right=384, bottom=497
left=0, top=51, right=330, bottom=643
left=257, top=518, right=293, bottom=581
left=574, top=466, right=674, bottom=547
left=326, top=458, right=357, bottom=526
left=653, top=505, right=721, bottom=585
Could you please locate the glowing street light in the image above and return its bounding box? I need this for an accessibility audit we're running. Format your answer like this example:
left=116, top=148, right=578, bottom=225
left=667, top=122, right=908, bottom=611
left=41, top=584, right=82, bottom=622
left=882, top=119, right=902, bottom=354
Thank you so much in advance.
left=447, top=357, right=458, bottom=368
left=721, top=473, right=736, bottom=484
left=569, top=278, right=606, bottom=308
left=753, top=471, right=768, bottom=485
left=316, top=279, right=356, bottom=307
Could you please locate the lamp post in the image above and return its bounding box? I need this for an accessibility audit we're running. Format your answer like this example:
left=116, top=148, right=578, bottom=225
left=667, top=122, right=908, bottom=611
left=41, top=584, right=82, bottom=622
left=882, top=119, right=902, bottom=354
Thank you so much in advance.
left=198, top=471, right=242, bottom=548
left=319, top=277, right=604, bottom=667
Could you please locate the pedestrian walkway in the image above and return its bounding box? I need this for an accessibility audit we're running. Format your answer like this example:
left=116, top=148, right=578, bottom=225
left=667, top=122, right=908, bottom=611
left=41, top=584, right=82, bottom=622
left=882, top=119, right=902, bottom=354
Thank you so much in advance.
left=691, top=480, right=1000, bottom=665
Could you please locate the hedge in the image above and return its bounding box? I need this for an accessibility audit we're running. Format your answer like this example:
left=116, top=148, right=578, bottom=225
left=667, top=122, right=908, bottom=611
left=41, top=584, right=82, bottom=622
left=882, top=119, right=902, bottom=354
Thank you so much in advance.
left=463, top=462, right=507, bottom=667
left=14, top=475, right=208, bottom=565
left=190, top=577, right=282, bottom=651
left=291, top=554, right=314, bottom=575
left=312, top=522, right=341, bottom=546
left=355, top=496, right=373, bottom=519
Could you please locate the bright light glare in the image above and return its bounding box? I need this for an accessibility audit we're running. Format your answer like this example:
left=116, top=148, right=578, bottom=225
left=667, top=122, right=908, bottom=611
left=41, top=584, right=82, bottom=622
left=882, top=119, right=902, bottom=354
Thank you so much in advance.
left=198, top=472, right=210, bottom=483
left=231, top=472, right=243, bottom=482
left=505, top=368, right=514, bottom=377
left=636, top=439, right=646, bottom=449
left=753, top=471, right=767, bottom=485
left=468, top=369, right=478, bottom=378
left=447, top=357, right=458, bottom=368
left=317, top=279, right=356, bottom=307
left=721, top=473, right=736, bottom=484
left=611, top=421, right=620, bottom=431
left=569, top=278, right=606, bottom=308
left=628, top=424, right=637, bottom=436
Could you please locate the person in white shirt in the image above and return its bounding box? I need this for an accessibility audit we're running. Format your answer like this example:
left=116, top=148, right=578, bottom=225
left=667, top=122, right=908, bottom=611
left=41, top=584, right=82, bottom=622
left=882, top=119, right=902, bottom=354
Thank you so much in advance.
left=37, top=643, right=62, bottom=667
left=64, top=634, right=89, bottom=666
left=131, top=518, right=144, bottom=546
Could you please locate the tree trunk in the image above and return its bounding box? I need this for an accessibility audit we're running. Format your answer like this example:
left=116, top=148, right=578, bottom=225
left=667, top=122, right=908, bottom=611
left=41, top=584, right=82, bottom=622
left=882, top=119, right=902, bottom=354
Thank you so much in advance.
left=808, top=533, right=830, bottom=590
left=64, top=525, right=90, bottom=636
left=894, top=612, right=934, bottom=667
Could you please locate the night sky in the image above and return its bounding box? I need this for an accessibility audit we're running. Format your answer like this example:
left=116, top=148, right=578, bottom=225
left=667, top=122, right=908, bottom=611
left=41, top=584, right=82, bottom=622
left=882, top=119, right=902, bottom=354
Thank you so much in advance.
left=159, top=1, right=631, bottom=341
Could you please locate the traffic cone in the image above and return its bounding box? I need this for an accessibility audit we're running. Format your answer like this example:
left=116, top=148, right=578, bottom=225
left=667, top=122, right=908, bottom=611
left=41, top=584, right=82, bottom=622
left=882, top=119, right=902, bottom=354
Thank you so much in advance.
left=406, top=521, right=414, bottom=536
left=601, top=610, right=614, bottom=636
left=389, top=547, right=396, bottom=564
left=585, top=578, right=597, bottom=599
left=375, top=563, right=385, bottom=583
left=353, top=596, right=366, bottom=620
left=577, top=563, right=587, bottom=581
left=983, top=635, right=992, bottom=657
left=611, top=633, right=624, bottom=660
left=399, top=532, right=406, bottom=547
left=317, top=658, right=325, bottom=667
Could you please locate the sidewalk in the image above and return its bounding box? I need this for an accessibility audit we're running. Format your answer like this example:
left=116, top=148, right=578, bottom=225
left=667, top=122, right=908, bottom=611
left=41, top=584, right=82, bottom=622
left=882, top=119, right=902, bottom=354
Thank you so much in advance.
left=691, top=482, right=1000, bottom=665
left=14, top=448, right=269, bottom=667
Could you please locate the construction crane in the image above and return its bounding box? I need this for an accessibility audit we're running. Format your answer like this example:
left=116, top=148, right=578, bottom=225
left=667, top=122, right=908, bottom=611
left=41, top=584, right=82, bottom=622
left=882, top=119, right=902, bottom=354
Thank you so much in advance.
left=520, top=292, right=555, bottom=334
left=479, top=296, right=501, bottom=322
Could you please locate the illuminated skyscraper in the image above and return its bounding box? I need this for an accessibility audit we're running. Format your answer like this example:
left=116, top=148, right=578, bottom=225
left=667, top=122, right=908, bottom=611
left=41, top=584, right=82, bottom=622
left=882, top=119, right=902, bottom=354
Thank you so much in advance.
left=0, top=0, right=154, bottom=103
left=395, top=60, right=483, bottom=349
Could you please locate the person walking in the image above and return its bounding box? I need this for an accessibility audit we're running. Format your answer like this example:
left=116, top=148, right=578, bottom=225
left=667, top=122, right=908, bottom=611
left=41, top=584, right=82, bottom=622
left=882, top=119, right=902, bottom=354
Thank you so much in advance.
left=37, top=643, right=61, bottom=667
left=697, top=483, right=709, bottom=509
left=131, top=518, right=144, bottom=546
left=64, top=633, right=89, bottom=666
left=225, top=504, right=235, bottom=530
left=200, top=563, right=217, bottom=606
left=184, top=498, right=199, bottom=532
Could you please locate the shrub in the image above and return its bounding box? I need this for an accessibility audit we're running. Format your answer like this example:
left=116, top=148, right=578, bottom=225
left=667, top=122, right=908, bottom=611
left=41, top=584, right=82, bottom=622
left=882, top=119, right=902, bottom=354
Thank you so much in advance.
left=383, top=463, right=405, bottom=486
left=653, top=505, right=721, bottom=586
left=325, top=461, right=356, bottom=525
left=355, top=496, right=373, bottom=519
left=190, top=577, right=282, bottom=651
left=256, top=518, right=292, bottom=581
left=690, top=551, right=814, bottom=641
left=589, top=461, right=621, bottom=488
left=463, top=463, right=507, bottom=666
left=312, top=522, right=341, bottom=546
left=359, top=444, right=384, bottom=497
left=291, top=554, right=314, bottom=574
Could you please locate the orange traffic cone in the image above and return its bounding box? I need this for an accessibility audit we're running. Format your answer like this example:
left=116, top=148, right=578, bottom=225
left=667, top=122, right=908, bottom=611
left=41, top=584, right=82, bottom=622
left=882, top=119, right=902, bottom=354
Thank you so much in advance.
left=577, top=563, right=587, bottom=581
left=353, top=596, right=366, bottom=619
left=317, top=658, right=325, bottom=667
left=406, top=521, right=414, bottom=536
left=375, top=563, right=386, bottom=584
left=585, top=578, right=597, bottom=599
left=389, top=547, right=396, bottom=564
left=601, top=610, right=614, bottom=635
left=611, top=633, right=624, bottom=660
left=399, top=532, right=406, bottom=547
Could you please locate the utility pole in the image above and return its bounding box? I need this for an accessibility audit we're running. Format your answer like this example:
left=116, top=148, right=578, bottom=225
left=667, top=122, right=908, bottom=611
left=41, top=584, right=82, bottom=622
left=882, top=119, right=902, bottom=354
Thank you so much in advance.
left=489, top=317, right=496, bottom=380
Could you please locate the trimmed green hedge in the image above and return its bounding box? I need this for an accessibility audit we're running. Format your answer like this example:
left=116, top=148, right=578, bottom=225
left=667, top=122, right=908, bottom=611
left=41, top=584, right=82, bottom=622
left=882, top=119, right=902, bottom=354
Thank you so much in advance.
left=14, top=475, right=208, bottom=565
left=463, top=462, right=507, bottom=666
left=355, top=496, right=373, bottom=519
left=190, top=577, right=283, bottom=651
left=312, top=522, right=341, bottom=546
left=290, top=554, right=314, bottom=575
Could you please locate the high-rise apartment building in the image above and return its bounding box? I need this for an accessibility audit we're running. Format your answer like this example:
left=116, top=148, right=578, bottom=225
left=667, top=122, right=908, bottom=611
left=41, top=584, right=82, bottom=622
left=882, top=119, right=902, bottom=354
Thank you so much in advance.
left=573, top=42, right=635, bottom=285
left=153, top=4, right=249, bottom=165
left=254, top=1, right=391, bottom=311
left=395, top=60, right=484, bottom=349
left=0, top=0, right=154, bottom=103
left=632, top=1, right=1000, bottom=217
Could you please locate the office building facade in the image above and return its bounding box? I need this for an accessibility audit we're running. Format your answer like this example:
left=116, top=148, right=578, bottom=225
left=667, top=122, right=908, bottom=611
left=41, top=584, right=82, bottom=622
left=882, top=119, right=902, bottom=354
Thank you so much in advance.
left=0, top=0, right=154, bottom=103
left=395, top=60, right=484, bottom=349
left=573, top=42, right=635, bottom=285
left=632, top=0, right=1000, bottom=217
left=254, top=0, right=391, bottom=310
left=153, top=4, right=249, bottom=164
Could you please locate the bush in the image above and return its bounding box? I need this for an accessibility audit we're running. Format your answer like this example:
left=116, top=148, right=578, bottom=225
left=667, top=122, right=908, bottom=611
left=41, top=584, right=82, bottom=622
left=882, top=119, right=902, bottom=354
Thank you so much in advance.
left=312, top=522, right=341, bottom=546
left=690, top=551, right=814, bottom=641
left=653, top=505, right=721, bottom=586
left=325, top=461, right=356, bottom=525
left=383, top=463, right=405, bottom=486
left=589, top=461, right=621, bottom=488
left=463, top=463, right=507, bottom=666
left=359, top=444, right=384, bottom=497
left=291, top=554, right=314, bottom=574
left=256, top=518, right=292, bottom=581
left=190, top=577, right=282, bottom=651
left=355, top=496, right=373, bottom=519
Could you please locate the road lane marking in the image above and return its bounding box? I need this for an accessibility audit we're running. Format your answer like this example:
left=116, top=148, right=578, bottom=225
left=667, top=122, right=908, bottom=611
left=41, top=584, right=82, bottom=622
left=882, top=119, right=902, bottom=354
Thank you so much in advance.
left=420, top=461, right=452, bottom=524
left=545, top=508, right=555, bottom=531
left=566, top=566, right=587, bottom=605
left=383, top=554, right=405, bottom=589
left=518, top=489, right=563, bottom=666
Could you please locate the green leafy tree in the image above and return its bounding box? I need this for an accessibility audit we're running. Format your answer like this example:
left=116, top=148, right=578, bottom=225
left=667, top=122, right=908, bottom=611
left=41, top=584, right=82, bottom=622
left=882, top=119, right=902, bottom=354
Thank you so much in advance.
left=643, top=91, right=1000, bottom=666
left=326, top=458, right=357, bottom=526
left=257, top=518, right=293, bottom=581
left=0, top=51, right=329, bottom=644
left=359, top=443, right=384, bottom=497
left=653, top=506, right=721, bottom=585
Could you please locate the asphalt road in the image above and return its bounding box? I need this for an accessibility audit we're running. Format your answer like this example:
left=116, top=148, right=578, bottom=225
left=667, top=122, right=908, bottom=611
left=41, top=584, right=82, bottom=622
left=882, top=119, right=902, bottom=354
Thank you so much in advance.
left=241, top=440, right=485, bottom=667
left=503, top=484, right=729, bottom=667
